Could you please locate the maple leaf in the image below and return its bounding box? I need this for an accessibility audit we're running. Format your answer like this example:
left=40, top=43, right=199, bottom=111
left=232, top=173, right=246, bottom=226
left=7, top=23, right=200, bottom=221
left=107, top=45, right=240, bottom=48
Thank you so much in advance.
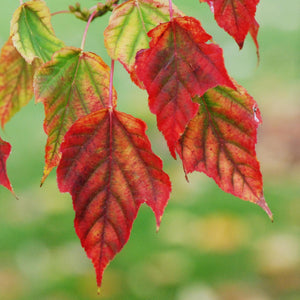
left=104, top=0, right=183, bottom=74
left=200, top=0, right=260, bottom=50
left=0, top=137, right=14, bottom=194
left=135, top=16, right=235, bottom=157
left=0, top=37, right=41, bottom=128
left=34, top=47, right=116, bottom=184
left=10, top=0, right=64, bottom=63
left=57, top=108, right=171, bottom=287
left=176, top=82, right=272, bottom=219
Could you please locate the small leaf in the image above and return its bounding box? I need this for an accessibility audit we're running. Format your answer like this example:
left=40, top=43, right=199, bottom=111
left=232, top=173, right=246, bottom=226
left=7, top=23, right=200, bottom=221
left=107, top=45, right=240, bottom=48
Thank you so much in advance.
left=0, top=137, right=14, bottom=193
left=57, top=108, right=171, bottom=287
left=200, top=0, right=260, bottom=50
left=177, top=82, right=272, bottom=219
left=135, top=16, right=235, bottom=157
left=104, top=0, right=183, bottom=73
left=34, top=47, right=116, bottom=183
left=10, top=0, right=65, bottom=63
left=0, top=37, right=41, bottom=128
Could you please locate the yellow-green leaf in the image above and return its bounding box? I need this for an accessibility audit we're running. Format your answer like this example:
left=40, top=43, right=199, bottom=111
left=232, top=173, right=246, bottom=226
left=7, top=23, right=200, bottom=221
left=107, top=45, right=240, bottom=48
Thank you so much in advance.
left=10, top=0, right=64, bottom=63
left=34, top=47, right=116, bottom=184
left=104, top=0, right=184, bottom=73
left=0, top=37, right=41, bottom=128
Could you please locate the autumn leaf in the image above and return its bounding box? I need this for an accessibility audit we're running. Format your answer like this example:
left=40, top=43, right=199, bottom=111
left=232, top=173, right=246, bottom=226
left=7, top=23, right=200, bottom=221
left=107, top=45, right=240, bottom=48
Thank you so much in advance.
left=200, top=0, right=260, bottom=50
left=176, top=82, right=272, bottom=218
left=104, top=0, right=183, bottom=74
left=0, top=37, right=41, bottom=128
left=0, top=137, right=13, bottom=194
left=135, top=16, right=235, bottom=157
left=10, top=0, right=64, bottom=63
left=34, top=47, right=116, bottom=184
left=57, top=108, right=171, bottom=287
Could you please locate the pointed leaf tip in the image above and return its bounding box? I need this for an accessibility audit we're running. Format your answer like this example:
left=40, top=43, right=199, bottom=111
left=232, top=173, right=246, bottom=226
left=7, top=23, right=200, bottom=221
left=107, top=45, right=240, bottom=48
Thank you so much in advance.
left=257, top=195, right=273, bottom=221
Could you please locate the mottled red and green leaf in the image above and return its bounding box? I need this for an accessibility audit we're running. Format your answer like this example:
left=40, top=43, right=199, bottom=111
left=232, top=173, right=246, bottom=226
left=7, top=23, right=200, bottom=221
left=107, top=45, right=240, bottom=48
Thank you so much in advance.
left=104, top=0, right=183, bottom=74
left=34, top=47, right=116, bottom=183
left=177, top=82, right=272, bottom=218
left=57, top=108, right=171, bottom=287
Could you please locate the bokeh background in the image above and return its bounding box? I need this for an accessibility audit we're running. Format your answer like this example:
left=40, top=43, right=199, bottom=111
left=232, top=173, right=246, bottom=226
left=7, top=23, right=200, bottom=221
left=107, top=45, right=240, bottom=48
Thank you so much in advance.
left=0, top=0, right=299, bottom=299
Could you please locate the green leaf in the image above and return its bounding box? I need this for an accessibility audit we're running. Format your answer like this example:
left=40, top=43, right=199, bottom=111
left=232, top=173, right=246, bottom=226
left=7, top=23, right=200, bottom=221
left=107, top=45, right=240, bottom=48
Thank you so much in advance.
left=34, top=47, right=116, bottom=184
left=10, top=0, right=64, bottom=63
left=0, top=37, right=41, bottom=128
left=104, top=0, right=184, bottom=73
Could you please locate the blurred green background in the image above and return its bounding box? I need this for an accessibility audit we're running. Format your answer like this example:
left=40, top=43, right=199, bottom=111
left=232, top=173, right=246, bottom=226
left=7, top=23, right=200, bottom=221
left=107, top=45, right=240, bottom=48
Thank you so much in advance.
left=0, top=0, right=299, bottom=299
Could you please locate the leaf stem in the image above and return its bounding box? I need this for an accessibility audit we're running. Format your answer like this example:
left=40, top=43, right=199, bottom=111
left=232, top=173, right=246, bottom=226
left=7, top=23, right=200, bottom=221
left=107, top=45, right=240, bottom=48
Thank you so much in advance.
left=51, top=10, right=71, bottom=17
left=109, top=59, right=115, bottom=109
left=80, top=10, right=98, bottom=50
left=168, top=0, right=174, bottom=20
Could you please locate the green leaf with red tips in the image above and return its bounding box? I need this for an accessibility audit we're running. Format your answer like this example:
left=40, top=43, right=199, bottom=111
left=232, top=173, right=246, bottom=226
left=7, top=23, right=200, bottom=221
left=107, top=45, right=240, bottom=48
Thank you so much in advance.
left=10, top=0, right=64, bottom=63
left=57, top=108, right=171, bottom=287
left=0, top=37, right=41, bottom=128
left=176, top=81, right=272, bottom=219
left=104, top=0, right=183, bottom=75
left=135, top=16, right=235, bottom=157
left=34, top=47, right=116, bottom=184
left=0, top=137, right=14, bottom=194
left=200, top=0, right=260, bottom=52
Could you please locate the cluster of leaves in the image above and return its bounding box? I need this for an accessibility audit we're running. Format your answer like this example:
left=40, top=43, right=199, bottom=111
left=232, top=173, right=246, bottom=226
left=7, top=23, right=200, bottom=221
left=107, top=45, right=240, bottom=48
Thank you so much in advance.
left=0, top=0, right=272, bottom=289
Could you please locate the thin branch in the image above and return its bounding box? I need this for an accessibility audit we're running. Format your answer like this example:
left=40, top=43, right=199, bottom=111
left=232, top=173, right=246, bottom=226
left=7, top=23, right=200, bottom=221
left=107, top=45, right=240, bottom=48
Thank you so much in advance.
left=80, top=10, right=98, bottom=50
left=51, top=10, right=71, bottom=17
left=168, top=0, right=174, bottom=20
left=109, top=60, right=115, bottom=109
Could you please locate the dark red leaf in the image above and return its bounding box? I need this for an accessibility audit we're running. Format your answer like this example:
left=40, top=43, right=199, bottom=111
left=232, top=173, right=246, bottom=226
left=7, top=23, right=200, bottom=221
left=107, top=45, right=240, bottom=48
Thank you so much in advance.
left=200, top=0, right=260, bottom=50
left=57, top=108, right=171, bottom=287
left=0, top=137, right=13, bottom=193
left=135, top=16, right=235, bottom=157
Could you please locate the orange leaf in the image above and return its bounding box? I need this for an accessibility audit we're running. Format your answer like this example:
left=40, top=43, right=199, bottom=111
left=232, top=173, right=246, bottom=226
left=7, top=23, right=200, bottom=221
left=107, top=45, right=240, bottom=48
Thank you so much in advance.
left=0, top=37, right=40, bottom=128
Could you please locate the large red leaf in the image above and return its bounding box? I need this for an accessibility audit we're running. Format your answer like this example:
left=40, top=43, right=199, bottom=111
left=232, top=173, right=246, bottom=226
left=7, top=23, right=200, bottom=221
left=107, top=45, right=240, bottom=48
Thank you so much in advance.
left=34, top=47, right=115, bottom=184
left=135, top=16, right=235, bottom=157
left=177, top=82, right=272, bottom=218
left=57, top=108, right=171, bottom=287
left=200, top=0, right=260, bottom=50
left=0, top=137, right=13, bottom=193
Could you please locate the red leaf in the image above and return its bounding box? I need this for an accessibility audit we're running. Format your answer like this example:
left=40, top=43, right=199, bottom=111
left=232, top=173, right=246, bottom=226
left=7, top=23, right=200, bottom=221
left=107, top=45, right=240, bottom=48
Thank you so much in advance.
left=57, top=108, right=171, bottom=287
left=201, top=0, right=260, bottom=50
left=0, top=137, right=13, bottom=193
left=135, top=16, right=235, bottom=157
left=177, top=82, right=272, bottom=218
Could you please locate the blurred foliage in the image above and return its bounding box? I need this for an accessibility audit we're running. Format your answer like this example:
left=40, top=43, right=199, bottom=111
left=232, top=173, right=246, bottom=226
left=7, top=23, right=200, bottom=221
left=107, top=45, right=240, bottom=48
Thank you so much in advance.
left=0, top=0, right=299, bottom=299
